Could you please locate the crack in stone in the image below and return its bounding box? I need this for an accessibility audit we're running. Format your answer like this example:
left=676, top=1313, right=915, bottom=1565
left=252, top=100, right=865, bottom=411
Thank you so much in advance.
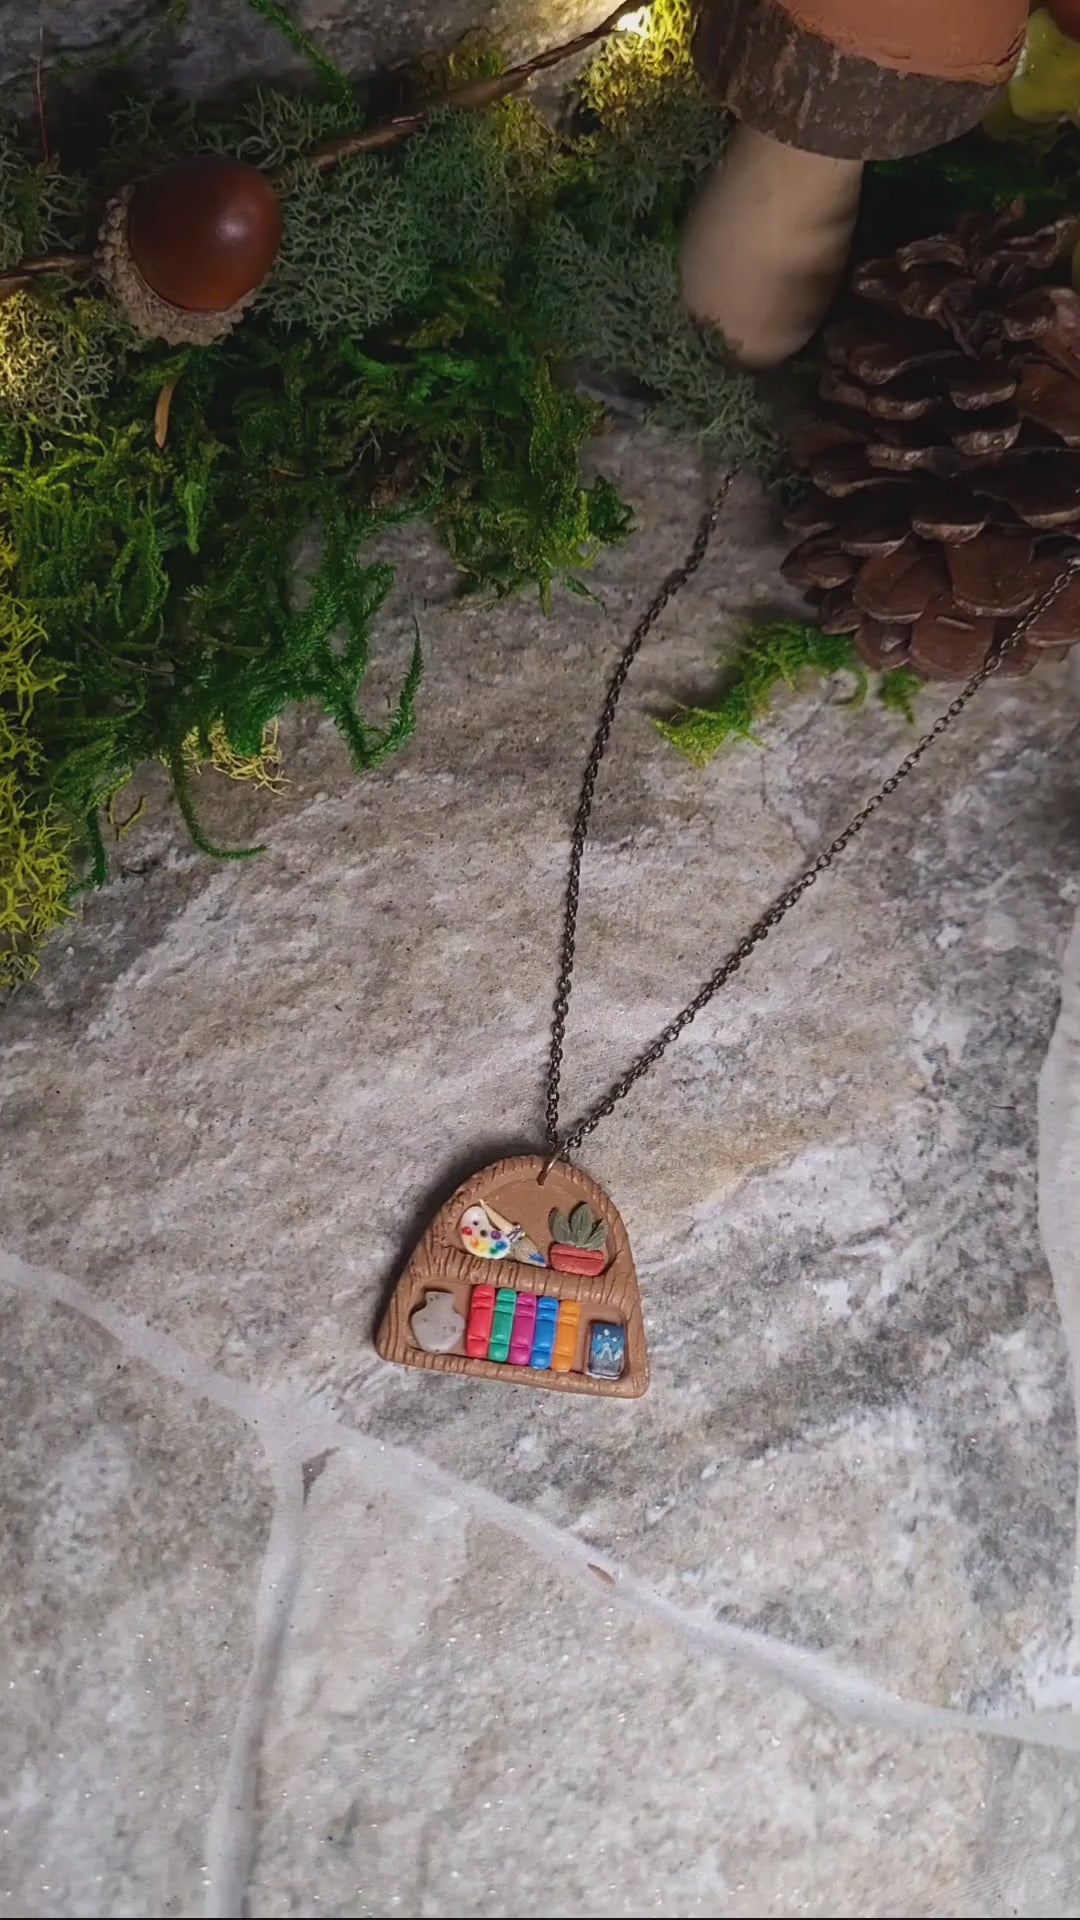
left=204, top=1450, right=305, bottom=1920
left=6, top=1242, right=1080, bottom=1826
left=1039, top=904, right=1080, bottom=1665
left=9, top=865, right=1080, bottom=1910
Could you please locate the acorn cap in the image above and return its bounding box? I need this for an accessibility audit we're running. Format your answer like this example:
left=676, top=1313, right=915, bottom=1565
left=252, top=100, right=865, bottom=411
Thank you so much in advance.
left=693, top=0, right=1028, bottom=159
left=96, top=187, right=259, bottom=347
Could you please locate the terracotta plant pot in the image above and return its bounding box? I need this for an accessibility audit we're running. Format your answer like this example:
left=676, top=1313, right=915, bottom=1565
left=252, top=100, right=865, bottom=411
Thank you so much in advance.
left=549, top=1243, right=608, bottom=1277
left=547, top=1202, right=608, bottom=1276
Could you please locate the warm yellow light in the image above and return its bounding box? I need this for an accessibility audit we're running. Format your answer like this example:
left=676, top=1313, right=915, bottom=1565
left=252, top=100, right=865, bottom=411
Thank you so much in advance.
left=617, top=5, right=653, bottom=35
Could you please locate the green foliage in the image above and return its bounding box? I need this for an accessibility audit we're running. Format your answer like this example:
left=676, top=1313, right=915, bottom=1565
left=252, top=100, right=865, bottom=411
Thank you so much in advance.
left=266, top=104, right=559, bottom=342
left=878, top=665, right=924, bottom=725
left=0, top=0, right=966, bottom=988
left=233, top=0, right=776, bottom=472
left=579, top=0, right=722, bottom=222
left=342, top=294, right=633, bottom=602
left=209, top=87, right=355, bottom=171
left=583, top=0, right=698, bottom=117
left=0, top=88, right=645, bottom=985
left=0, top=290, right=116, bottom=429
left=659, top=624, right=859, bottom=764
left=527, top=217, right=779, bottom=467
left=241, top=0, right=354, bottom=101
left=865, top=125, right=1080, bottom=255
left=269, top=154, right=429, bottom=340
left=0, top=552, right=75, bottom=987
left=0, top=145, right=88, bottom=269
left=4, top=288, right=595, bottom=870
left=658, top=622, right=924, bottom=765
left=522, top=0, right=778, bottom=469
left=549, top=1203, right=606, bottom=1250
left=403, top=105, right=557, bottom=274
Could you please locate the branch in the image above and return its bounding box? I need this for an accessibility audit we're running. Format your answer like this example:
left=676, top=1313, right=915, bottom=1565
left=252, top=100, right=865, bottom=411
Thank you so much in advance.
left=0, top=250, right=94, bottom=299
left=291, top=0, right=636, bottom=176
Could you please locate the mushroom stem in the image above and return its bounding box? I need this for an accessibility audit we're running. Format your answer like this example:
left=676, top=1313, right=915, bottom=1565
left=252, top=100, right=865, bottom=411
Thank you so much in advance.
left=679, top=123, right=863, bottom=369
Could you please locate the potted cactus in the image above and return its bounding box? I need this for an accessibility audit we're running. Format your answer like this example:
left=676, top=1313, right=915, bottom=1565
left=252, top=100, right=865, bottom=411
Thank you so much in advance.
left=548, top=1203, right=608, bottom=1277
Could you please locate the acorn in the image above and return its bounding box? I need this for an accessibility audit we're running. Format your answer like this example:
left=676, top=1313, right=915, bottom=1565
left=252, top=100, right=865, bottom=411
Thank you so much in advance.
left=97, top=154, right=284, bottom=347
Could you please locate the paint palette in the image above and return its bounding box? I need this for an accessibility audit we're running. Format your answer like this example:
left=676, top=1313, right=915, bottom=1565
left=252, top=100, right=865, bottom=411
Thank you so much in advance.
left=376, top=1153, right=649, bottom=1398
left=458, top=1202, right=546, bottom=1267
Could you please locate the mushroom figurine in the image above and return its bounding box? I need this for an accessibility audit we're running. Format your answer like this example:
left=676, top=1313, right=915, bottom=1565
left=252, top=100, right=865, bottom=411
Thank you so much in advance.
left=680, top=0, right=1029, bottom=368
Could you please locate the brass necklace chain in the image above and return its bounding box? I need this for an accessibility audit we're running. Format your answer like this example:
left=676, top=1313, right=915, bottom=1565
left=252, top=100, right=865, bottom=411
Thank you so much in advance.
left=541, top=475, right=1080, bottom=1176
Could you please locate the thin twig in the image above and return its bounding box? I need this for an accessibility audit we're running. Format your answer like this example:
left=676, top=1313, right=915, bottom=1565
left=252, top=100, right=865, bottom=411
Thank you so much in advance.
left=280, top=0, right=635, bottom=178
left=34, top=27, right=49, bottom=161
left=0, top=250, right=94, bottom=300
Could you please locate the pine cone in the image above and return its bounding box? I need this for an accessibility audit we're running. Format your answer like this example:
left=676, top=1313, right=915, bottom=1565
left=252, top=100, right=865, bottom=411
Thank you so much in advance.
left=782, top=205, right=1080, bottom=680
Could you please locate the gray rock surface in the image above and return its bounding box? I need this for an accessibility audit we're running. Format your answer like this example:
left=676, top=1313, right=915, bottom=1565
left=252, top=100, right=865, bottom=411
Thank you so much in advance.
left=4, top=424, right=1080, bottom=1915
left=4, top=0, right=614, bottom=98
left=2, top=1286, right=274, bottom=1916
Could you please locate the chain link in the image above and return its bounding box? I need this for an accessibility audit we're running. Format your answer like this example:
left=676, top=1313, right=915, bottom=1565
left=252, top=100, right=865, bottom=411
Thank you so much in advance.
left=542, top=476, right=1080, bottom=1172
left=543, top=472, right=735, bottom=1153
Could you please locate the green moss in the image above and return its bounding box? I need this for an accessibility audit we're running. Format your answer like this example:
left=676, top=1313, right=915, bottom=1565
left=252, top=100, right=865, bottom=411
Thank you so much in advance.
left=240, top=0, right=353, bottom=101
left=0, top=551, right=75, bottom=987
left=579, top=0, right=722, bottom=220
left=658, top=622, right=925, bottom=766
left=864, top=125, right=1080, bottom=256
left=0, top=0, right=972, bottom=986
left=518, top=0, right=777, bottom=470
left=658, top=624, right=858, bottom=764
left=0, top=768, right=72, bottom=990
left=878, top=665, right=924, bottom=725
left=0, top=290, right=117, bottom=430
left=526, top=215, right=778, bottom=467
left=267, top=154, right=428, bottom=340
left=344, top=295, right=634, bottom=602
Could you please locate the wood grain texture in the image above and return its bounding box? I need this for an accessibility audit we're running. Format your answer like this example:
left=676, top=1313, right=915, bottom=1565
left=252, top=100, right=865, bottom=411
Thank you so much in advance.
left=376, top=1154, right=649, bottom=1398
left=692, top=0, right=1011, bottom=159
left=780, top=0, right=1024, bottom=83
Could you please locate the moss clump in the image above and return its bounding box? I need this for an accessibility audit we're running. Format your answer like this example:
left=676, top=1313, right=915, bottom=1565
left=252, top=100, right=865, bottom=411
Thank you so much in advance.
left=0, top=0, right=792, bottom=985
left=23, top=0, right=1053, bottom=979
left=0, top=545, right=73, bottom=986
left=0, top=291, right=116, bottom=430
left=658, top=622, right=925, bottom=765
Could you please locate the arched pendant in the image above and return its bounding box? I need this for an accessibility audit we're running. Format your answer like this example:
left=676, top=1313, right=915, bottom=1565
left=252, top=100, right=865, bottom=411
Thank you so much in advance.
left=376, top=1154, right=648, bottom=1398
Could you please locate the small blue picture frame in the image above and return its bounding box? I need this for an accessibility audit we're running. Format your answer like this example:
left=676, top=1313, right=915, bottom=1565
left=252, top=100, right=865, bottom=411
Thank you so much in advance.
left=587, top=1320, right=626, bottom=1381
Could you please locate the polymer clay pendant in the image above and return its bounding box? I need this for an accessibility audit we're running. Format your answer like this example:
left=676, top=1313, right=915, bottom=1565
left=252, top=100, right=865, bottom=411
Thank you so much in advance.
left=376, top=1154, right=648, bottom=1397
